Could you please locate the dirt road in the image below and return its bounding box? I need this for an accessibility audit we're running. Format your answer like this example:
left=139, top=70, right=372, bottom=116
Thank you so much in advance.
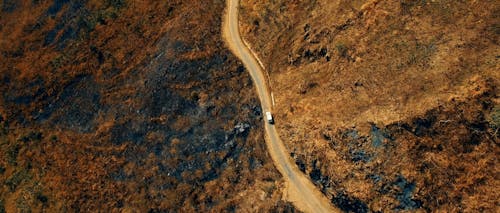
left=222, top=0, right=339, bottom=212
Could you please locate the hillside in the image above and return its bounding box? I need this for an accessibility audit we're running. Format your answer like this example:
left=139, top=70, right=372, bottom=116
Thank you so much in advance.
left=240, top=0, right=499, bottom=211
left=0, top=0, right=297, bottom=211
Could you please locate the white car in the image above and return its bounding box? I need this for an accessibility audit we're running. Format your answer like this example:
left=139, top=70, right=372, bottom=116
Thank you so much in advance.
left=265, top=111, right=274, bottom=124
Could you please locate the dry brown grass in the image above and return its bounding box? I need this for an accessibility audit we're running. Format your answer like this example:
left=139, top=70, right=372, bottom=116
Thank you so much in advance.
left=0, top=0, right=294, bottom=211
left=240, top=0, right=499, bottom=211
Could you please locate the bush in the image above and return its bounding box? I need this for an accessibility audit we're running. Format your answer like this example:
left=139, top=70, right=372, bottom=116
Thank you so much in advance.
left=335, top=43, right=348, bottom=59
left=50, top=54, right=67, bottom=69
left=6, top=144, right=20, bottom=165
left=36, top=193, right=48, bottom=204
left=0, top=123, right=7, bottom=136
left=78, top=15, right=98, bottom=33
left=400, top=0, right=426, bottom=15
left=5, top=169, right=30, bottom=192
left=106, top=0, right=126, bottom=9
left=18, top=131, right=42, bottom=143
left=488, top=106, right=500, bottom=133
left=0, top=199, right=5, bottom=213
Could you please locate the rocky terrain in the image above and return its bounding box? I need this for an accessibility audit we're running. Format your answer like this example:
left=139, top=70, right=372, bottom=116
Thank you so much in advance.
left=0, top=0, right=299, bottom=211
left=240, top=0, right=499, bottom=212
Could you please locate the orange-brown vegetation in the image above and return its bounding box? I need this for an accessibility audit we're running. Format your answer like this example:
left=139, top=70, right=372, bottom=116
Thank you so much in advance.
left=240, top=0, right=499, bottom=211
left=0, top=0, right=297, bottom=211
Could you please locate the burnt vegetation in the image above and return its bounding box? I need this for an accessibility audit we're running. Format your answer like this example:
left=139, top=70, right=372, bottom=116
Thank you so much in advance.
left=292, top=80, right=499, bottom=212
left=240, top=0, right=498, bottom=211
left=0, top=0, right=289, bottom=211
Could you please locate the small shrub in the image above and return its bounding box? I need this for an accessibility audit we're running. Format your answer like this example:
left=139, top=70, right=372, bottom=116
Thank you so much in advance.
left=29, top=131, right=42, bottom=141
left=407, top=40, right=436, bottom=66
left=50, top=54, right=67, bottom=69
left=190, top=92, right=200, bottom=102
left=5, top=169, right=30, bottom=192
left=488, top=106, right=500, bottom=133
left=36, top=193, right=48, bottom=204
left=106, top=0, right=126, bottom=9
left=335, top=43, right=348, bottom=58
left=18, top=135, right=29, bottom=142
left=0, top=123, right=7, bottom=136
left=167, top=6, right=174, bottom=17
left=6, top=144, right=20, bottom=165
left=400, top=0, right=426, bottom=15
left=489, top=23, right=500, bottom=35
left=0, top=199, right=5, bottom=213
left=78, top=15, right=97, bottom=32
left=1, top=0, right=17, bottom=13
left=18, top=131, right=42, bottom=143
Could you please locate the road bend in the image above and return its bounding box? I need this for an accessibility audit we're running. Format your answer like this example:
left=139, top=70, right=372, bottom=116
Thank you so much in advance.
left=222, top=0, right=339, bottom=212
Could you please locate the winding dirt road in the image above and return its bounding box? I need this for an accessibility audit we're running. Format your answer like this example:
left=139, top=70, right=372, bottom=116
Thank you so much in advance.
left=222, top=0, right=338, bottom=212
